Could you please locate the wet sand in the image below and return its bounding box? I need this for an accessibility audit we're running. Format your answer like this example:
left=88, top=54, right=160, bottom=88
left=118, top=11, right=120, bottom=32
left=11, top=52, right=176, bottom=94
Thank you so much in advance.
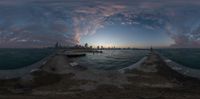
left=1, top=51, right=200, bottom=99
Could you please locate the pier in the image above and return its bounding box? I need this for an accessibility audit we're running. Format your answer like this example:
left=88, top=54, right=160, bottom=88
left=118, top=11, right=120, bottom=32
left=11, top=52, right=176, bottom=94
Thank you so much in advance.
left=0, top=51, right=200, bottom=99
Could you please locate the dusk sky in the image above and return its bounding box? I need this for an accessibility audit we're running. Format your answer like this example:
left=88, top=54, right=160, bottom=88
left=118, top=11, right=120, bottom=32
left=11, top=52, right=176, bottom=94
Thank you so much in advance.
left=0, top=0, right=200, bottom=48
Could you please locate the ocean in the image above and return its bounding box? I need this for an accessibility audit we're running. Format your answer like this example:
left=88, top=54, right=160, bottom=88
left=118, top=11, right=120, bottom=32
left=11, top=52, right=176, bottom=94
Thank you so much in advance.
left=157, top=49, right=200, bottom=69
left=0, top=48, right=54, bottom=70
left=0, top=48, right=199, bottom=71
left=72, top=50, right=149, bottom=70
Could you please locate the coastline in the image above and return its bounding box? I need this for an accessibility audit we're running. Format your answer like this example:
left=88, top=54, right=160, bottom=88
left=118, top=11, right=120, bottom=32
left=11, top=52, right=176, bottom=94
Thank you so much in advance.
left=118, top=56, right=147, bottom=73
left=0, top=52, right=56, bottom=79
left=163, top=56, right=200, bottom=79
left=1, top=50, right=200, bottom=98
left=156, top=52, right=200, bottom=79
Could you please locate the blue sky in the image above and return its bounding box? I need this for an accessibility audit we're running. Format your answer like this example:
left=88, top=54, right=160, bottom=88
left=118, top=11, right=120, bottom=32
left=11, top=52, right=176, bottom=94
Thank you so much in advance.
left=80, top=25, right=174, bottom=48
left=0, top=0, right=199, bottom=48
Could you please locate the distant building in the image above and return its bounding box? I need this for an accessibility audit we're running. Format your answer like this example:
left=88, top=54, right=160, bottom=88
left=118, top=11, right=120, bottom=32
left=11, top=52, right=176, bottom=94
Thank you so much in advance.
left=55, top=42, right=61, bottom=48
left=97, top=46, right=100, bottom=50
left=85, top=43, right=88, bottom=48
left=150, top=46, right=153, bottom=52
left=89, top=46, right=93, bottom=49
left=74, top=44, right=84, bottom=48
left=101, top=46, right=104, bottom=49
left=55, top=42, right=59, bottom=48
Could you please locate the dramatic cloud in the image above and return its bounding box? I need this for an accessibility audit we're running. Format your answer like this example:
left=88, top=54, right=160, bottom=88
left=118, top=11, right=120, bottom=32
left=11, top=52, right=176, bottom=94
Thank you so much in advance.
left=0, top=0, right=200, bottom=48
left=72, top=4, right=126, bottom=43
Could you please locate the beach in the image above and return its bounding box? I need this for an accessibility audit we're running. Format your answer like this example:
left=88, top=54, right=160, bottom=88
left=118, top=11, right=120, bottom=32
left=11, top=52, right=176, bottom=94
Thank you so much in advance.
left=0, top=50, right=200, bottom=99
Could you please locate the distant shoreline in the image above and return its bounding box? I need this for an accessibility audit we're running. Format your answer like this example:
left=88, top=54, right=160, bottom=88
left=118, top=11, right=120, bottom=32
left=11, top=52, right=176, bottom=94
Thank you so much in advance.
left=1, top=50, right=200, bottom=98
left=0, top=49, right=199, bottom=80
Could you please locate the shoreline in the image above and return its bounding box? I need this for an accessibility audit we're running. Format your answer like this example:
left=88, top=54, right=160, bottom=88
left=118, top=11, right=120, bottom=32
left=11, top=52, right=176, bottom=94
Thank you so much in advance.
left=0, top=53, right=56, bottom=79
left=1, top=51, right=200, bottom=98
left=155, top=52, right=200, bottom=79
left=1, top=50, right=200, bottom=80
left=119, top=56, right=147, bottom=73
left=0, top=50, right=199, bottom=80
left=163, top=56, right=200, bottom=79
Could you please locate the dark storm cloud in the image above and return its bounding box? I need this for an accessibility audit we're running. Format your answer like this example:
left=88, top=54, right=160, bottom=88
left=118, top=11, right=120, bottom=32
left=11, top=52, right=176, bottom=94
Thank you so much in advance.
left=0, top=0, right=200, bottom=48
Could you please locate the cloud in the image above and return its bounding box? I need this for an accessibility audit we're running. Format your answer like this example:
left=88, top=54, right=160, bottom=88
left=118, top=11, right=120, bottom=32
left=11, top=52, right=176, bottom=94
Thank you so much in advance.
left=0, top=3, right=78, bottom=48
left=71, top=4, right=126, bottom=43
left=0, top=0, right=200, bottom=48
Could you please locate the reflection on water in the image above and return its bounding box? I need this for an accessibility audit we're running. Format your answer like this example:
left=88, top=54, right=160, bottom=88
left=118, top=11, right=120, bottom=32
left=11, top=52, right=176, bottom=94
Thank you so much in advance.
left=72, top=50, right=149, bottom=70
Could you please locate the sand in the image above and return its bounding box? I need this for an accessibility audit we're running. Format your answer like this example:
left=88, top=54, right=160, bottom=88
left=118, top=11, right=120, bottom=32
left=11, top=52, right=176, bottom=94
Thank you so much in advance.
left=1, top=50, right=200, bottom=99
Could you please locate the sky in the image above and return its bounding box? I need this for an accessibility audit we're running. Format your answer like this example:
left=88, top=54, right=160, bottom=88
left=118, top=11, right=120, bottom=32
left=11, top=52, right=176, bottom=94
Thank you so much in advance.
left=0, top=0, right=200, bottom=48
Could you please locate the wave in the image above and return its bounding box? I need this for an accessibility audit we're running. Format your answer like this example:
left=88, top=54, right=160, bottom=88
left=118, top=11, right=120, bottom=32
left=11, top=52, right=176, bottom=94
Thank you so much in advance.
left=161, top=56, right=200, bottom=79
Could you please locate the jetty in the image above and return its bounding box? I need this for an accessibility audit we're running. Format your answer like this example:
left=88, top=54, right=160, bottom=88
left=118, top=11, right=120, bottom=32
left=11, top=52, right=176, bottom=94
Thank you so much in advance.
left=66, top=53, right=86, bottom=57
left=0, top=51, right=200, bottom=99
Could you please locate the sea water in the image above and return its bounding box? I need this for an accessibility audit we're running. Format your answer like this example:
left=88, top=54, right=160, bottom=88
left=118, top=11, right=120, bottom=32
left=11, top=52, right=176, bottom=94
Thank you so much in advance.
left=72, top=50, right=149, bottom=70
left=0, top=48, right=53, bottom=70
left=157, top=49, right=200, bottom=69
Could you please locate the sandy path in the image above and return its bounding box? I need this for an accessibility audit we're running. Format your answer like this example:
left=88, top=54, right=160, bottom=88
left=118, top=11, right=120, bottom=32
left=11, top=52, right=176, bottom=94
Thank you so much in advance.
left=42, top=54, right=72, bottom=74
